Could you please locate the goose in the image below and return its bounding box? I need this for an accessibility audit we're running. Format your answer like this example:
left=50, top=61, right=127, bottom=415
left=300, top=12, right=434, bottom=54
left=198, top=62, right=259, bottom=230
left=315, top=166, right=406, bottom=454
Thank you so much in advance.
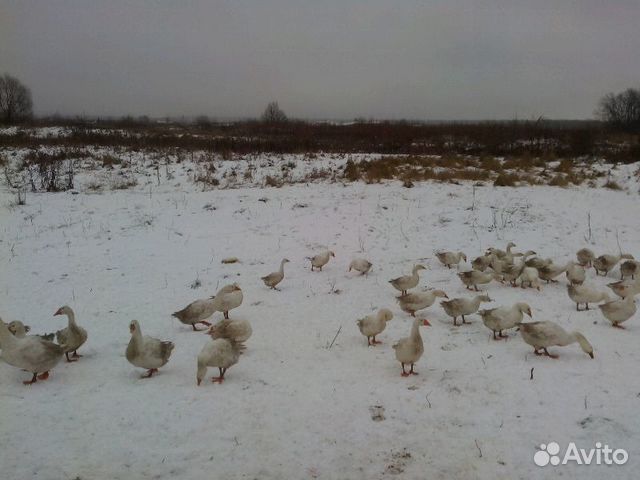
left=8, top=320, right=30, bottom=338
left=441, top=294, right=492, bottom=326
left=486, top=242, right=517, bottom=260
left=520, top=321, right=594, bottom=359
left=8, top=321, right=55, bottom=341
left=537, top=262, right=570, bottom=283
left=196, top=338, right=243, bottom=385
left=212, top=283, right=244, bottom=319
left=125, top=320, right=174, bottom=378
left=389, top=264, right=426, bottom=296
left=356, top=308, right=394, bottom=346
left=392, top=317, right=426, bottom=376
left=0, top=318, right=63, bottom=385
left=348, top=258, right=373, bottom=275
left=471, top=255, right=492, bottom=272
left=567, top=284, right=610, bottom=311
left=598, top=296, right=636, bottom=328
left=309, top=250, right=335, bottom=271
left=524, top=256, right=552, bottom=269
left=54, top=306, right=88, bottom=362
left=172, top=298, right=216, bottom=331
left=261, top=258, right=290, bottom=289
left=620, top=260, right=639, bottom=280
left=517, top=266, right=541, bottom=290
left=458, top=269, right=502, bottom=291
left=576, top=248, right=595, bottom=267
left=435, top=251, right=467, bottom=269
left=207, top=318, right=252, bottom=343
left=501, top=251, right=537, bottom=286
left=397, top=290, right=448, bottom=322
left=608, top=279, right=640, bottom=299
left=478, top=303, right=532, bottom=340
left=566, top=262, right=586, bottom=285
left=593, top=254, right=634, bottom=276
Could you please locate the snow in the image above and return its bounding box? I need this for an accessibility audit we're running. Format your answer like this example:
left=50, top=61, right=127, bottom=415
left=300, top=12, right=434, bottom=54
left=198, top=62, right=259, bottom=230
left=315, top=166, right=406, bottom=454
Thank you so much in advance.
left=1, top=172, right=640, bottom=479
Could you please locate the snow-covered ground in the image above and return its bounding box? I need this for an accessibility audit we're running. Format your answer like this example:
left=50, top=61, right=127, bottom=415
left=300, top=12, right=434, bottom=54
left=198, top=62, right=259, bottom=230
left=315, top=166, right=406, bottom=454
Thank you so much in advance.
left=1, top=172, right=640, bottom=479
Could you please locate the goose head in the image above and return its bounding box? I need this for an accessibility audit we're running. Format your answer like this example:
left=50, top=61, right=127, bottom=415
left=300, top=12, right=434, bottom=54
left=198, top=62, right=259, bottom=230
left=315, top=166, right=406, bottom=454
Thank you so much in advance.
left=413, top=264, right=426, bottom=272
left=460, top=253, right=468, bottom=262
left=433, top=290, right=449, bottom=299
left=378, top=308, right=394, bottom=322
left=54, top=305, right=73, bottom=316
left=329, top=251, right=336, bottom=258
left=129, top=320, right=140, bottom=334
left=516, top=303, right=533, bottom=317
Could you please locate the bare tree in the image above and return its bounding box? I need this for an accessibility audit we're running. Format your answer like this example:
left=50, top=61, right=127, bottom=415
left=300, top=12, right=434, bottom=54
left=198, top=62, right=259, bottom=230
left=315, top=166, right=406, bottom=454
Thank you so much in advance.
left=261, top=101, right=288, bottom=123
left=0, top=74, right=33, bottom=124
left=597, top=87, right=640, bottom=132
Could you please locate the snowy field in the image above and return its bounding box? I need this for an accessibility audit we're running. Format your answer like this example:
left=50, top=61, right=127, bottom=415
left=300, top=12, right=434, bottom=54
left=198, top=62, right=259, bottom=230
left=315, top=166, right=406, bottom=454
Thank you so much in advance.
left=1, top=172, right=640, bottom=479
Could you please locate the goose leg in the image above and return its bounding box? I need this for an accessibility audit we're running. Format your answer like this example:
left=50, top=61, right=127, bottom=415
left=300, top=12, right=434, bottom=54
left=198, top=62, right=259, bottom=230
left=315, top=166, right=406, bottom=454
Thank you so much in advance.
left=224, top=311, right=229, bottom=319
left=142, top=368, right=158, bottom=378
left=65, top=352, right=78, bottom=362
left=462, top=315, right=468, bottom=324
left=534, top=348, right=543, bottom=355
left=23, top=373, right=38, bottom=385
left=199, top=320, right=212, bottom=326
left=192, top=324, right=201, bottom=331
left=371, top=336, right=382, bottom=345
left=211, top=367, right=226, bottom=383
left=72, top=350, right=82, bottom=358
left=453, top=317, right=458, bottom=326
left=409, top=363, right=418, bottom=375
left=543, top=348, right=558, bottom=359
left=37, top=371, right=50, bottom=381
left=612, top=323, right=626, bottom=329
left=401, top=363, right=410, bottom=377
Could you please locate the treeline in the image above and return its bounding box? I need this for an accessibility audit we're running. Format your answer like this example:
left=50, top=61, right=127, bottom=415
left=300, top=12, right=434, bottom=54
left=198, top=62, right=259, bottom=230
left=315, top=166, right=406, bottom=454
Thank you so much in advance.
left=2, top=117, right=638, bottom=161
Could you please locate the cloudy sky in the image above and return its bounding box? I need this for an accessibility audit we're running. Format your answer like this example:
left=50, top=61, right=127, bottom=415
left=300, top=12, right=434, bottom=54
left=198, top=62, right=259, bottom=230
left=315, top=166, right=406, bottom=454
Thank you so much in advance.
left=1, top=0, right=639, bottom=120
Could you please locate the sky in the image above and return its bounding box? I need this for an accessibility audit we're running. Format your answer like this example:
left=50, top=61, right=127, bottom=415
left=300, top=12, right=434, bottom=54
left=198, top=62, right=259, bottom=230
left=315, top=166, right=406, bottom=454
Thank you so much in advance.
left=1, top=0, right=639, bottom=120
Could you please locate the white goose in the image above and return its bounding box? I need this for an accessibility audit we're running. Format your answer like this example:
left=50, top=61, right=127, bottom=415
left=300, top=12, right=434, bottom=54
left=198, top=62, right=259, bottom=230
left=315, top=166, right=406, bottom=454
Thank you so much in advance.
left=435, top=251, right=467, bottom=269
left=620, top=260, right=639, bottom=280
left=608, top=279, right=640, bottom=299
left=576, top=248, right=595, bottom=267
left=389, top=264, right=426, bottom=296
left=309, top=250, right=335, bottom=271
left=348, top=258, right=373, bottom=275
left=520, top=321, right=594, bottom=359
left=458, top=269, right=502, bottom=291
left=261, top=258, right=290, bottom=289
left=125, top=320, right=174, bottom=378
left=207, top=318, right=252, bottom=343
left=566, top=262, right=586, bottom=285
left=567, top=284, right=610, bottom=311
left=392, top=317, right=426, bottom=377
left=440, top=294, right=492, bottom=326
left=212, top=283, right=244, bottom=319
left=598, top=295, right=637, bottom=328
left=196, top=338, right=243, bottom=385
left=0, top=318, right=63, bottom=385
left=54, top=306, right=88, bottom=362
left=356, top=308, right=394, bottom=346
left=478, top=303, right=532, bottom=340
left=517, top=266, right=542, bottom=290
left=397, top=289, right=448, bottom=322
left=172, top=298, right=216, bottom=331
left=593, top=254, right=634, bottom=276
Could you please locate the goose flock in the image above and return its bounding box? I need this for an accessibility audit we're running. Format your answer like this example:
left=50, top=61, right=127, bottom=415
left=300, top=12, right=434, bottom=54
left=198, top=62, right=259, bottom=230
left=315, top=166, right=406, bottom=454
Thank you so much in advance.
left=0, top=244, right=638, bottom=386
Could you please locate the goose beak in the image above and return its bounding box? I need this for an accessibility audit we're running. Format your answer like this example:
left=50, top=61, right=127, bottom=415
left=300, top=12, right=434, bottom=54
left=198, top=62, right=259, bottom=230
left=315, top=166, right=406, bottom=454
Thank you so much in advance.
left=54, top=308, right=63, bottom=316
left=444, top=294, right=449, bottom=299
left=588, top=352, right=594, bottom=359
left=25, top=325, right=31, bottom=333
left=197, top=379, right=202, bottom=386
left=422, top=319, right=431, bottom=326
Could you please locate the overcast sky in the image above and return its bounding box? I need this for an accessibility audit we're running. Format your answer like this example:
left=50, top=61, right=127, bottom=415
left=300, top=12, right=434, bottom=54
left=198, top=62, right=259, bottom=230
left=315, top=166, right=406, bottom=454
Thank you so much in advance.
left=1, top=0, right=639, bottom=120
